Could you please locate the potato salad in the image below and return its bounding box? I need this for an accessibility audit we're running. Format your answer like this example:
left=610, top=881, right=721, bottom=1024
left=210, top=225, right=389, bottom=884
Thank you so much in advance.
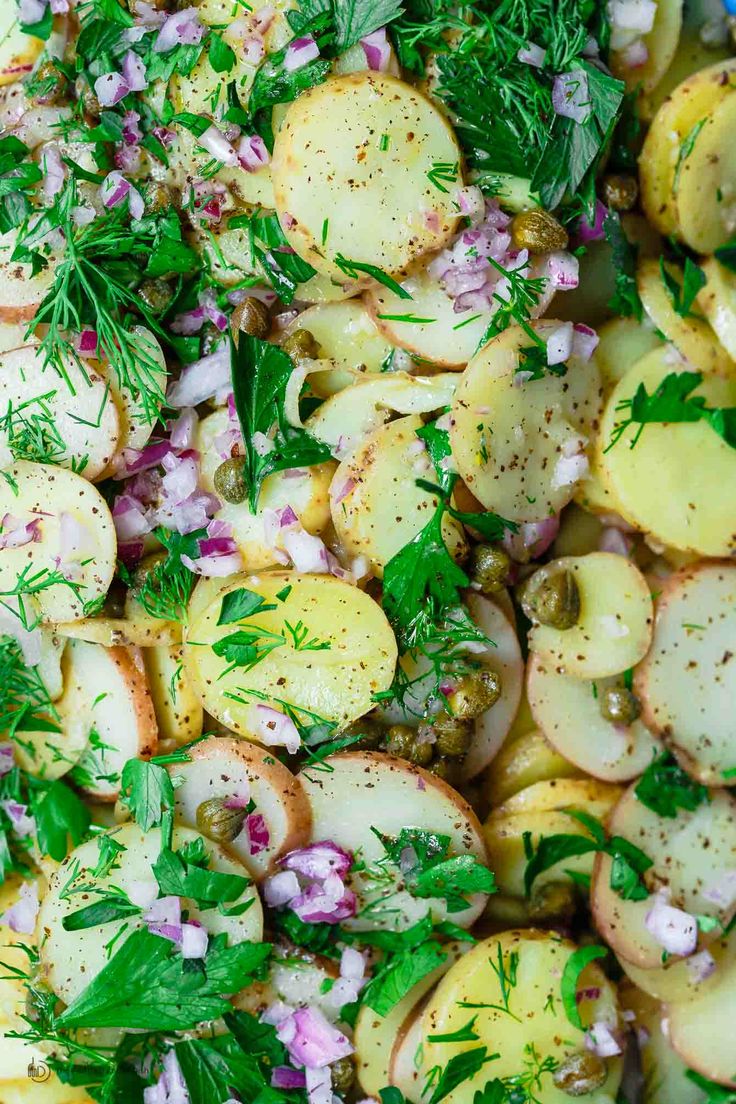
left=1, top=0, right=736, bottom=1102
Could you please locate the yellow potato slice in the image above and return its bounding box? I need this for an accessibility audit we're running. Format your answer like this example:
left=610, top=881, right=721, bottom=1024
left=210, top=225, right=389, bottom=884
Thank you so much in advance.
left=698, top=256, right=736, bottom=359
left=639, top=58, right=736, bottom=237
left=53, top=613, right=181, bottom=648
left=272, top=73, right=461, bottom=279
left=484, top=727, right=583, bottom=808
left=331, top=414, right=465, bottom=576
left=610, top=0, right=683, bottom=93
left=282, top=299, right=393, bottom=387
left=598, top=347, right=736, bottom=556
left=184, top=572, right=397, bottom=733
left=450, top=321, right=604, bottom=523
left=418, top=931, right=622, bottom=1104
left=488, top=776, right=623, bottom=821
left=619, top=982, right=703, bottom=1104
left=38, top=822, right=263, bottom=1006
left=593, top=317, right=663, bottom=390
left=0, top=230, right=57, bottom=324
left=527, top=653, right=661, bottom=782
left=143, top=644, right=203, bottom=748
left=527, top=553, right=653, bottom=678
left=619, top=924, right=736, bottom=1004
left=552, top=502, right=605, bottom=555
left=0, top=461, right=116, bottom=623
left=639, top=17, right=731, bottom=122
left=668, top=950, right=736, bottom=1088
left=297, top=751, right=490, bottom=931
left=637, top=258, right=732, bottom=374
left=104, top=327, right=167, bottom=459
left=675, top=90, right=736, bottom=253
left=635, top=562, right=736, bottom=785
left=0, top=10, right=43, bottom=86
left=591, top=784, right=736, bottom=969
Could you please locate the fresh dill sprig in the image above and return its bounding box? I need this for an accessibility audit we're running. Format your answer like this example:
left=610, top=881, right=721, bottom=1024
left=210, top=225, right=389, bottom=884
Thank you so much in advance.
left=0, top=393, right=70, bottom=467
left=0, top=636, right=60, bottom=741
left=0, top=565, right=90, bottom=631
left=125, top=527, right=202, bottom=624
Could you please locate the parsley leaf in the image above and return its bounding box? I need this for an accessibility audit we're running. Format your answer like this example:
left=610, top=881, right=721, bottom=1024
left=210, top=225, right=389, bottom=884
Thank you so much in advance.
left=604, top=208, right=642, bottom=319
left=334, top=254, right=413, bottom=299
left=376, top=827, right=496, bottom=912
left=425, top=1047, right=499, bottom=1104
left=242, top=209, right=318, bottom=304
left=31, top=780, right=91, bottom=862
left=685, top=1070, right=736, bottom=1102
left=208, top=31, right=236, bottom=73
left=659, top=257, right=706, bottom=318
left=218, top=588, right=277, bottom=625
left=230, top=335, right=333, bottom=511
left=361, top=939, right=448, bottom=1016
left=634, top=751, right=709, bottom=819
left=606, top=370, right=736, bottom=451
left=153, top=846, right=252, bottom=908
left=715, top=237, right=736, bottom=274
left=119, top=759, right=175, bottom=832
left=560, top=944, right=607, bottom=1029
left=293, top=0, right=405, bottom=51
left=127, top=527, right=203, bottom=624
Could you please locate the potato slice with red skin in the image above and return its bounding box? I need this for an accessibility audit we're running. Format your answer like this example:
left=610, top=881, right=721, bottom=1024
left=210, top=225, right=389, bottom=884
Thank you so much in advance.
left=667, top=950, right=736, bottom=1088
left=298, top=751, right=491, bottom=931
left=591, top=783, right=736, bottom=969
left=527, top=653, right=661, bottom=783
left=635, top=562, right=736, bottom=786
left=0, top=232, right=56, bottom=323
left=170, top=736, right=311, bottom=880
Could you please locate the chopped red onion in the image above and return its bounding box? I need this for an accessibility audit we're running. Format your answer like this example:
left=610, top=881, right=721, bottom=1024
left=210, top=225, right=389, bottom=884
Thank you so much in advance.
left=181, top=922, right=208, bottom=959
left=306, top=1066, right=332, bottom=1104
left=576, top=199, right=607, bottom=243
left=154, top=8, right=205, bottom=53
left=645, top=893, right=698, bottom=957
left=95, top=72, right=130, bottom=108
left=599, top=527, right=632, bottom=557
left=517, top=41, right=546, bottom=66
left=281, top=528, right=330, bottom=573
left=122, top=52, right=148, bottom=92
left=572, top=322, right=599, bottom=361
left=551, top=449, right=589, bottom=490
left=0, top=745, right=14, bottom=777
left=2, top=800, right=35, bottom=837
left=264, top=870, right=301, bottom=907
left=331, top=477, right=355, bottom=506
left=271, top=1067, right=306, bottom=1090
left=19, top=0, right=47, bottom=22
left=502, top=515, right=560, bottom=562
left=246, top=812, right=270, bottom=855
left=167, top=409, right=198, bottom=452
left=686, top=949, right=716, bottom=982
left=237, top=134, right=270, bottom=172
left=552, top=70, right=591, bottom=123
left=282, top=841, right=353, bottom=881
left=361, top=27, right=390, bottom=71
left=610, top=0, right=657, bottom=34
left=340, top=946, right=366, bottom=981
left=144, top=895, right=182, bottom=942
left=0, top=514, right=42, bottom=550
left=277, top=1006, right=353, bottom=1069
left=77, top=328, right=98, bottom=356
left=456, top=185, right=485, bottom=220
left=128, top=879, right=159, bottom=909
left=703, top=871, right=736, bottom=909
left=166, top=346, right=231, bottom=407
left=41, top=145, right=65, bottom=202
left=100, top=171, right=145, bottom=220
left=619, top=39, right=649, bottom=67
left=284, top=35, right=320, bottom=72
left=547, top=251, right=580, bottom=290
left=143, top=1049, right=190, bottom=1104
left=546, top=321, right=574, bottom=365
left=249, top=704, right=301, bottom=754
left=1, top=880, right=39, bottom=935
left=585, top=1022, right=623, bottom=1058
left=122, top=109, right=143, bottom=145
left=199, top=124, right=239, bottom=167
left=153, top=125, right=176, bottom=148
left=115, top=143, right=143, bottom=174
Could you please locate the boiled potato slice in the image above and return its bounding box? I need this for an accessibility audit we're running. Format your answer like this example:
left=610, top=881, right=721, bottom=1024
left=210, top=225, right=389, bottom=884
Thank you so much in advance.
left=389, top=1003, right=426, bottom=1101
left=552, top=502, right=605, bottom=556
left=186, top=574, right=233, bottom=627
left=51, top=640, right=157, bottom=802
left=298, top=751, right=491, bottom=931
left=196, top=407, right=334, bottom=569
left=698, top=256, right=736, bottom=360
left=170, top=735, right=312, bottom=880
left=610, top=0, right=683, bottom=93
left=143, top=644, right=203, bottom=748
left=635, top=562, right=736, bottom=785
left=272, top=73, right=461, bottom=279
left=37, top=822, right=263, bottom=1006
left=639, top=9, right=731, bottom=122
left=282, top=299, right=393, bottom=388
left=527, top=653, right=661, bottom=782
left=417, top=930, right=622, bottom=1104
left=0, top=10, right=43, bottom=86
left=527, top=553, right=653, bottom=679
left=639, top=59, right=736, bottom=237
left=0, top=231, right=56, bottom=323
left=619, top=924, right=736, bottom=1004
left=637, top=259, right=732, bottom=375
left=53, top=614, right=181, bottom=648
left=306, top=371, right=457, bottom=456
left=0, top=347, right=120, bottom=481
left=12, top=641, right=91, bottom=782
left=675, top=90, right=736, bottom=253
left=591, top=784, right=736, bottom=969
left=598, top=348, right=736, bottom=556
left=487, top=776, right=623, bottom=821
left=104, top=327, right=167, bottom=459
left=331, top=414, right=466, bottom=576
left=355, top=942, right=468, bottom=1098
left=463, top=594, right=523, bottom=779
left=484, top=727, right=584, bottom=808
left=593, top=317, right=662, bottom=391
left=184, top=572, right=397, bottom=734
left=450, top=321, right=604, bottom=523
left=0, top=461, right=116, bottom=623
left=0, top=320, right=33, bottom=354
left=619, top=982, right=703, bottom=1104
left=668, top=950, right=736, bottom=1088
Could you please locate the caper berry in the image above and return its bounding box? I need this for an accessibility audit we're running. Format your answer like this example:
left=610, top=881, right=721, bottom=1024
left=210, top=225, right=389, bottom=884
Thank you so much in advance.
left=520, top=566, right=580, bottom=630
left=601, top=173, right=639, bottom=212
left=143, top=182, right=173, bottom=215
left=196, top=797, right=247, bottom=843
left=138, top=278, right=174, bottom=315
left=599, top=685, right=641, bottom=726
left=231, top=296, right=270, bottom=340
left=282, top=328, right=320, bottom=362
left=445, top=670, right=501, bottom=720
left=427, top=756, right=461, bottom=784
left=214, top=457, right=247, bottom=504
left=552, top=1051, right=608, bottom=1097
left=330, top=1056, right=356, bottom=1095
left=340, top=714, right=384, bottom=750
left=528, top=880, right=578, bottom=925
left=432, top=715, right=473, bottom=758
left=510, top=209, right=569, bottom=254
left=385, top=724, right=434, bottom=767
left=29, top=60, right=68, bottom=107
left=468, top=543, right=511, bottom=595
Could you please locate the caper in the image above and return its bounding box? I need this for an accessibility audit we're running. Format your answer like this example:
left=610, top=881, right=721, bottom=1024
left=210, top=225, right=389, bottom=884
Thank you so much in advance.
left=552, top=1051, right=608, bottom=1097
left=601, top=174, right=639, bottom=212
left=444, top=670, right=502, bottom=720
left=528, top=880, right=578, bottom=925
left=599, top=685, right=641, bottom=726
left=231, top=296, right=270, bottom=340
left=468, top=543, right=511, bottom=595
left=282, top=328, right=320, bottom=362
left=340, top=714, right=384, bottom=750
left=520, top=565, right=580, bottom=630
left=196, top=797, right=247, bottom=843
left=214, top=457, right=247, bottom=504
left=432, top=715, right=473, bottom=758
left=29, top=60, right=68, bottom=107
left=330, top=1056, right=356, bottom=1095
left=143, top=182, right=173, bottom=215
left=138, top=278, right=174, bottom=315
left=510, top=209, right=569, bottom=254
left=428, top=756, right=461, bottom=784
left=100, top=580, right=127, bottom=619
left=385, top=724, right=434, bottom=767
left=75, top=76, right=101, bottom=119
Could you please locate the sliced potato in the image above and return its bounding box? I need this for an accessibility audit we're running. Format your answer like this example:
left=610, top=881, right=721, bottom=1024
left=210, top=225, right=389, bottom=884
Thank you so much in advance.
left=675, top=90, right=736, bottom=253
left=487, top=776, right=624, bottom=821
left=417, top=930, right=622, bottom=1104
left=484, top=727, right=583, bottom=808
left=552, top=502, right=605, bottom=556
left=0, top=11, right=43, bottom=86
left=298, top=751, right=490, bottom=931
left=610, top=0, right=683, bottom=93
left=12, top=642, right=92, bottom=782
left=170, top=735, right=311, bottom=879
left=104, top=328, right=167, bottom=459
left=698, top=256, right=736, bottom=360
left=272, top=73, right=462, bottom=279
left=620, top=924, right=736, bottom=1004
left=37, top=822, right=263, bottom=1005
left=143, top=644, right=203, bottom=748
left=635, top=562, right=736, bottom=785
left=0, top=231, right=56, bottom=322
left=593, top=317, right=663, bottom=391
left=639, top=59, right=736, bottom=237
left=184, top=572, right=397, bottom=734
left=53, top=614, right=181, bottom=648
left=282, top=299, right=393, bottom=386
left=388, top=1001, right=426, bottom=1102
left=0, top=461, right=116, bottom=622
left=527, top=553, right=653, bottom=678
left=527, top=653, right=661, bottom=782
left=619, top=982, right=703, bottom=1104
left=331, top=414, right=466, bottom=576
left=591, top=784, right=736, bottom=969
left=598, top=348, right=736, bottom=556
left=639, top=11, right=731, bottom=122
left=450, top=321, right=604, bottom=523
left=637, top=259, right=732, bottom=375
left=667, top=949, right=736, bottom=1088
left=462, top=594, right=523, bottom=778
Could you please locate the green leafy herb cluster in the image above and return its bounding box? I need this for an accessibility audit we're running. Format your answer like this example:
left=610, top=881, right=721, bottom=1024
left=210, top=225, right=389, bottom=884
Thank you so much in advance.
left=606, top=370, right=736, bottom=451
left=374, top=826, right=496, bottom=912
left=634, top=751, right=709, bottom=818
